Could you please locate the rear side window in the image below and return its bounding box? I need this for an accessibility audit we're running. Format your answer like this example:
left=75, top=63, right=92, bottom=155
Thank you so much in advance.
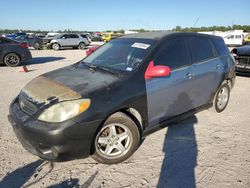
left=70, top=34, right=79, bottom=38
left=212, top=39, right=229, bottom=56
left=189, top=37, right=214, bottom=63
left=154, top=38, right=189, bottom=69
left=81, top=35, right=87, bottom=39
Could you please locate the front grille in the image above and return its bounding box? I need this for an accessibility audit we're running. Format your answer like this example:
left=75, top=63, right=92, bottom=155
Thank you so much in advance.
left=236, top=56, right=250, bottom=69
left=19, top=94, right=38, bottom=116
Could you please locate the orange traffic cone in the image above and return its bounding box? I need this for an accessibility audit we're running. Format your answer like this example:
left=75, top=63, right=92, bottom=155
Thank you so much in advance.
left=18, top=66, right=29, bottom=73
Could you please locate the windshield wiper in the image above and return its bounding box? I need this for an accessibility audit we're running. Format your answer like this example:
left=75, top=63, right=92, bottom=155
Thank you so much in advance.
left=97, top=66, right=119, bottom=75
left=83, top=62, right=119, bottom=76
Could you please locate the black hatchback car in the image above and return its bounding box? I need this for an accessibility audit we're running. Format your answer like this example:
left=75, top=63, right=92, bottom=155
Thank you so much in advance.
left=0, top=37, right=32, bottom=67
left=9, top=32, right=235, bottom=164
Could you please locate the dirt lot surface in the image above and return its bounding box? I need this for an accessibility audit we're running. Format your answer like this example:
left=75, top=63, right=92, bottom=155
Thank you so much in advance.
left=0, top=49, right=250, bottom=188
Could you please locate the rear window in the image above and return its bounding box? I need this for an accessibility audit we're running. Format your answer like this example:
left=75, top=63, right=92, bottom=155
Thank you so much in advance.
left=212, top=39, right=230, bottom=56
left=189, top=37, right=214, bottom=63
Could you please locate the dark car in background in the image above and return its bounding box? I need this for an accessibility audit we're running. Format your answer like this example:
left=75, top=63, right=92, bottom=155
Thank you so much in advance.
left=232, top=45, right=250, bottom=75
left=5, top=32, right=27, bottom=40
left=9, top=32, right=235, bottom=164
left=0, top=37, right=32, bottom=67
left=91, top=33, right=103, bottom=41
left=15, top=35, right=43, bottom=49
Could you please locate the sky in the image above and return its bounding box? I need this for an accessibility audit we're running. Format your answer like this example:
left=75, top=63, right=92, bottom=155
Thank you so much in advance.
left=0, top=0, right=250, bottom=31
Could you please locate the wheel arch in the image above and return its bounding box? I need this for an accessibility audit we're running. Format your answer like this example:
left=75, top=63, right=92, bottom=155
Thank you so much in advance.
left=90, top=107, right=144, bottom=155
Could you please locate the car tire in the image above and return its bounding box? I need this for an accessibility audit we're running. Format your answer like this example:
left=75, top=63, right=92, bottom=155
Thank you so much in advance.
left=92, top=112, right=140, bottom=164
left=4, top=53, right=21, bottom=67
left=212, top=82, right=230, bottom=113
left=52, top=43, right=60, bottom=51
left=78, top=42, right=86, bottom=50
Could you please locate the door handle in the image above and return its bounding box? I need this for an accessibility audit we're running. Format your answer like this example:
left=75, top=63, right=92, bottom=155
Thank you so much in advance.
left=185, top=73, right=192, bottom=79
left=216, top=64, right=221, bottom=69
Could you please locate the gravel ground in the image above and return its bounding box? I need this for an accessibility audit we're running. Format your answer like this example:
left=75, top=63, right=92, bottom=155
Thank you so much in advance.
left=0, top=49, right=250, bottom=188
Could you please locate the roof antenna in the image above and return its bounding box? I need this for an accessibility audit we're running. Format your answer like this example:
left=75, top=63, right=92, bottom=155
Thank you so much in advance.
left=193, top=17, right=199, bottom=27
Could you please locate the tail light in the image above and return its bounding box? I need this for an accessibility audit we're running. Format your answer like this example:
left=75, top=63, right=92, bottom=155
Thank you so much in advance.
left=86, top=49, right=92, bottom=56
left=19, top=42, right=28, bottom=48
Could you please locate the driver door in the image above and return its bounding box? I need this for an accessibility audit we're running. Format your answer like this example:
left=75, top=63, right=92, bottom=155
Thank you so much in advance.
left=146, top=38, right=195, bottom=127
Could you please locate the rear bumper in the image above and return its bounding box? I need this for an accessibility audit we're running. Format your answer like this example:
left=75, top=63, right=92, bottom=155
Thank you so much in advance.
left=21, top=49, right=32, bottom=61
left=8, top=99, right=101, bottom=161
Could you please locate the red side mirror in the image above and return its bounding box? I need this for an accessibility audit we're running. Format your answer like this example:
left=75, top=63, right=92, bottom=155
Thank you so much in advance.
left=145, top=61, right=171, bottom=79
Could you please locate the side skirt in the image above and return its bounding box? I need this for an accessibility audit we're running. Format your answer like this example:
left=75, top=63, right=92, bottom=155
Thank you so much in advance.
left=142, top=103, right=212, bottom=138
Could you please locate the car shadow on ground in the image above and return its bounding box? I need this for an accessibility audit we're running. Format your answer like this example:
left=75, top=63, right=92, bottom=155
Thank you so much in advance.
left=48, top=171, right=98, bottom=188
left=157, top=116, right=198, bottom=188
left=0, top=159, right=45, bottom=187
left=23, top=57, right=65, bottom=65
left=157, top=92, right=198, bottom=188
left=0, top=159, right=98, bottom=187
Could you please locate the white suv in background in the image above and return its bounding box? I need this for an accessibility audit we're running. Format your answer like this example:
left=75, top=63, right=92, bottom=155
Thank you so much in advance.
left=223, top=34, right=244, bottom=46
left=50, top=33, right=90, bottom=50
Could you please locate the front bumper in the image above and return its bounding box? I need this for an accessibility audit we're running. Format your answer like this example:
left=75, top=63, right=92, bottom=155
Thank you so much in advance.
left=8, top=98, right=101, bottom=161
left=235, top=56, right=250, bottom=74
left=236, top=65, right=250, bottom=74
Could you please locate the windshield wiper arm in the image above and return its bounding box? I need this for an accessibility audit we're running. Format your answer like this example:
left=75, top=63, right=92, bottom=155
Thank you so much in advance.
left=83, top=62, right=119, bottom=75
left=97, top=66, right=119, bottom=75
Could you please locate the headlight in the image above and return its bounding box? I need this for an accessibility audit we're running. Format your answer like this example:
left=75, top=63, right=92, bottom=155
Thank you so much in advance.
left=38, top=99, right=91, bottom=123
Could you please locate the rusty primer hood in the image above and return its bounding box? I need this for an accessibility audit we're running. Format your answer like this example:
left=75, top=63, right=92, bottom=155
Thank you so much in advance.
left=22, top=76, right=81, bottom=103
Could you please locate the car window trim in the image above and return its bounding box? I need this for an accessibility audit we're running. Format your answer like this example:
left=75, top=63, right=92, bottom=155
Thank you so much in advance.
left=188, top=36, right=216, bottom=65
left=192, top=56, right=220, bottom=65
left=153, top=37, right=191, bottom=70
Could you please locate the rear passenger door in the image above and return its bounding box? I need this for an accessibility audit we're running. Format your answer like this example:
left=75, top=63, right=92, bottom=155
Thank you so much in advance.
left=188, top=37, right=224, bottom=108
left=146, top=38, right=195, bottom=127
left=70, top=34, right=80, bottom=46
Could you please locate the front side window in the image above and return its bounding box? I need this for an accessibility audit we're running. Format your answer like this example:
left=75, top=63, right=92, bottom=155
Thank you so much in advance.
left=189, top=37, right=214, bottom=63
left=154, top=38, right=189, bottom=69
left=80, top=38, right=156, bottom=72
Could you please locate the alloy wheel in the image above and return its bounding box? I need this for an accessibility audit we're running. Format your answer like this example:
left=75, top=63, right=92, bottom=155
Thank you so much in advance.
left=95, top=123, right=132, bottom=159
left=217, top=86, right=229, bottom=110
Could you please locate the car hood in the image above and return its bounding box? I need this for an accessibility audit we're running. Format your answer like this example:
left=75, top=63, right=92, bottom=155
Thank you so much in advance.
left=234, top=45, right=250, bottom=56
left=21, top=65, right=120, bottom=103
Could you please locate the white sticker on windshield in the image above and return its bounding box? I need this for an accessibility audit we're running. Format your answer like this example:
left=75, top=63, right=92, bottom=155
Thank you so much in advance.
left=126, top=67, right=133, bottom=71
left=131, top=42, right=150, bottom=50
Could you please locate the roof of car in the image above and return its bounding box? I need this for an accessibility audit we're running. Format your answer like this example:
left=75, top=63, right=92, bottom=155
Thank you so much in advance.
left=120, top=31, right=223, bottom=41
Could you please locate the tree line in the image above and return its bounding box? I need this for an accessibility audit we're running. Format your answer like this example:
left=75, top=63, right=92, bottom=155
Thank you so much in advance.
left=1, top=25, right=250, bottom=35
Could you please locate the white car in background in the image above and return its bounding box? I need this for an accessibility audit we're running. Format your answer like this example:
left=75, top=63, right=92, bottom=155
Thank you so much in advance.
left=223, top=34, right=244, bottom=46
left=49, top=33, right=90, bottom=50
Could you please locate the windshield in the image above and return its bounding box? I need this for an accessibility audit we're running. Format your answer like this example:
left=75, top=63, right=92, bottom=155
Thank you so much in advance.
left=80, top=38, right=156, bottom=72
